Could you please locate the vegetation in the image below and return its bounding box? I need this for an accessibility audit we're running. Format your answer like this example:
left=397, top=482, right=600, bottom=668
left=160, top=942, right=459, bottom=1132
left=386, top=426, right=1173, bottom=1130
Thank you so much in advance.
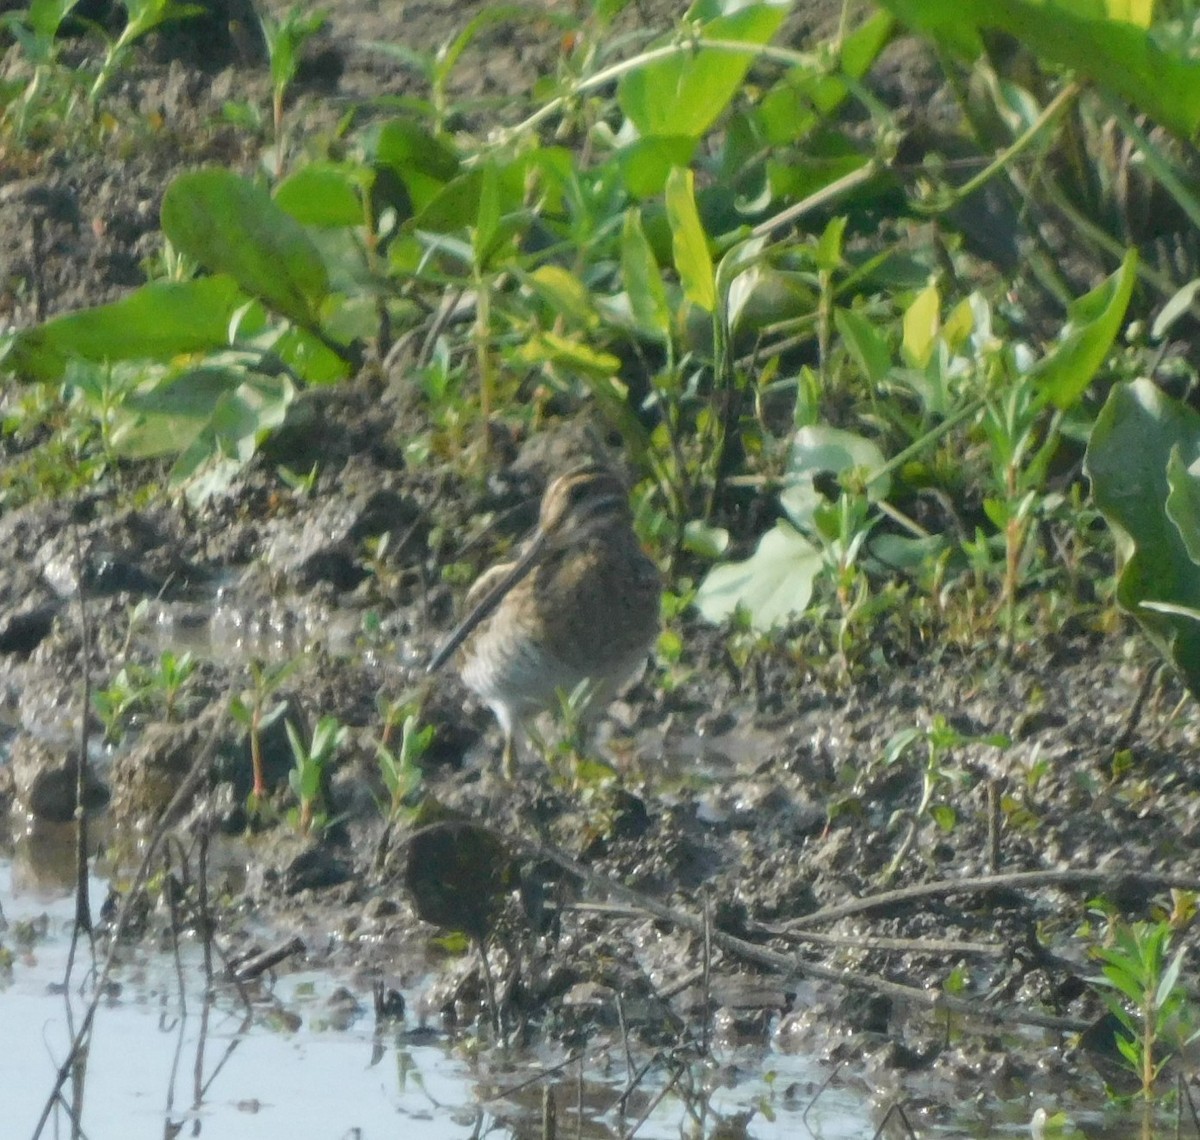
left=6, top=0, right=1200, bottom=1127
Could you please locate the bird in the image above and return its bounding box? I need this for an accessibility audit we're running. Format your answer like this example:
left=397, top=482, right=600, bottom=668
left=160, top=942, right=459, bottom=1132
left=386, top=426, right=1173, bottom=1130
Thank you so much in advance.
left=427, top=464, right=661, bottom=779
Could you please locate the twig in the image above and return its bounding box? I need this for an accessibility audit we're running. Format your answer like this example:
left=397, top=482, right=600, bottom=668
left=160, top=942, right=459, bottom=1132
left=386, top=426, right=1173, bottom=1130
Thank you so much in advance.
left=229, top=936, right=305, bottom=983
left=620, top=1061, right=683, bottom=1140
left=1112, top=661, right=1164, bottom=754
left=507, top=832, right=1090, bottom=1034
left=987, top=778, right=1002, bottom=872
left=800, top=1058, right=844, bottom=1135
left=486, top=1052, right=583, bottom=1101
left=872, top=1100, right=917, bottom=1139
left=30, top=711, right=224, bottom=1140
left=71, top=525, right=93, bottom=938
left=783, top=869, right=1200, bottom=930
left=700, top=891, right=711, bottom=1058
left=769, top=930, right=1004, bottom=956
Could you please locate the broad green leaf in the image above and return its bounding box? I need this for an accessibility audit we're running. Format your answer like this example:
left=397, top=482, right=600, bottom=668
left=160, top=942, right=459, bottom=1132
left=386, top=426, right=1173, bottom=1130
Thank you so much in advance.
left=876, top=0, right=1200, bottom=137
left=695, top=521, right=821, bottom=631
left=170, top=372, right=295, bottom=503
left=2, top=276, right=244, bottom=382
left=371, top=118, right=460, bottom=212
left=1166, top=446, right=1200, bottom=566
left=1031, top=249, right=1137, bottom=410
left=275, top=164, right=367, bottom=228
left=618, top=2, right=788, bottom=139
left=114, top=367, right=243, bottom=458
left=665, top=167, right=716, bottom=313
left=472, top=160, right=501, bottom=264
left=162, top=170, right=329, bottom=326
left=616, top=136, right=697, bottom=198
left=28, top=0, right=78, bottom=39
left=835, top=307, right=890, bottom=386
left=621, top=209, right=671, bottom=341
left=1086, top=379, right=1200, bottom=697
left=841, top=10, right=894, bottom=79
left=716, top=235, right=767, bottom=333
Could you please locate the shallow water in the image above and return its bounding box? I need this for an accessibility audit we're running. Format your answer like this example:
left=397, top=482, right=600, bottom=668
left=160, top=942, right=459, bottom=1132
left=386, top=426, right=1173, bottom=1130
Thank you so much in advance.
left=0, top=848, right=881, bottom=1140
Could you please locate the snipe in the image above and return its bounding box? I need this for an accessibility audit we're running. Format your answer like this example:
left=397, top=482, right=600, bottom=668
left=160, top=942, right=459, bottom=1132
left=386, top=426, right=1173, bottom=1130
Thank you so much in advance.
left=428, top=464, right=661, bottom=778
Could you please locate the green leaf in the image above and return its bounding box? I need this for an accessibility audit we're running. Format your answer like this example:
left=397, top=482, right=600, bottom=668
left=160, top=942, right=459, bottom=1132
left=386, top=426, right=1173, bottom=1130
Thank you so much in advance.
left=1031, top=249, right=1137, bottom=410
left=162, top=170, right=330, bottom=327
left=526, top=266, right=599, bottom=328
left=275, top=163, right=367, bottom=228
left=1156, top=944, right=1186, bottom=1012
left=814, top=216, right=846, bottom=271
left=665, top=167, right=716, bottom=313
left=930, top=803, right=956, bottom=832
left=116, top=367, right=246, bottom=458
left=1166, top=446, right=1200, bottom=566
left=618, top=2, right=788, bottom=139
left=2, top=277, right=244, bottom=381
left=167, top=372, right=296, bottom=503
left=472, top=160, right=501, bottom=263
left=695, top=521, right=822, bottom=631
left=28, top=0, right=78, bottom=39
left=1086, top=379, right=1200, bottom=698
left=683, top=519, right=730, bottom=559
left=621, top=208, right=671, bottom=341
left=371, top=118, right=460, bottom=212
left=835, top=307, right=891, bottom=386
left=616, top=136, right=698, bottom=198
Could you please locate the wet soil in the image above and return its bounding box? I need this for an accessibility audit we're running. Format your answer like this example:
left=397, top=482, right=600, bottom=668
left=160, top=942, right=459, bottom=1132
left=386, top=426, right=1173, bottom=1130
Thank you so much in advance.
left=2, top=1, right=1198, bottom=1134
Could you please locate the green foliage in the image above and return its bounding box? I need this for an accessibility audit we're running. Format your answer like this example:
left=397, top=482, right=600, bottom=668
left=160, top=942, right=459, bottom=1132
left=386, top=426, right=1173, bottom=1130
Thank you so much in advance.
left=0, top=0, right=1191, bottom=678
left=1090, top=917, right=1200, bottom=1099
left=92, top=650, right=198, bottom=741
left=90, top=0, right=205, bottom=102
left=260, top=6, right=329, bottom=176
left=1086, top=380, right=1200, bottom=700
left=877, top=715, right=1010, bottom=883
left=285, top=714, right=348, bottom=835
left=229, top=660, right=298, bottom=804
left=376, top=711, right=433, bottom=823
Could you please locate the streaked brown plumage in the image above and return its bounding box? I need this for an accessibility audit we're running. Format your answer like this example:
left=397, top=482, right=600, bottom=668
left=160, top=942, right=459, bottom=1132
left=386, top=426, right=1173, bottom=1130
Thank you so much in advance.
left=428, top=464, right=661, bottom=777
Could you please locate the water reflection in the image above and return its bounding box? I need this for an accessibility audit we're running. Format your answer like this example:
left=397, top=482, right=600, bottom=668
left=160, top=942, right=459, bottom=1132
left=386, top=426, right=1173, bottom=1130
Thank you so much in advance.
left=0, top=840, right=877, bottom=1140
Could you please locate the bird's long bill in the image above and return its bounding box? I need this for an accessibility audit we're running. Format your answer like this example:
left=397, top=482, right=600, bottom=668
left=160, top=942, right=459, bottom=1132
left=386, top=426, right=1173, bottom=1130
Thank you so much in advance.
left=426, top=529, right=549, bottom=674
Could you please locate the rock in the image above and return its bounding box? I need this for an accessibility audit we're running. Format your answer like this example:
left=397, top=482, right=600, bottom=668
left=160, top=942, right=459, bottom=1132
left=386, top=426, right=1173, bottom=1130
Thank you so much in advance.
left=9, top=735, right=110, bottom=823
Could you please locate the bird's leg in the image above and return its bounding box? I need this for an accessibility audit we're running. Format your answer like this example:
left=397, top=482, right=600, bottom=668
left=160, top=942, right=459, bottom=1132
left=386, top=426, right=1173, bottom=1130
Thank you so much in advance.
left=501, top=730, right=517, bottom=781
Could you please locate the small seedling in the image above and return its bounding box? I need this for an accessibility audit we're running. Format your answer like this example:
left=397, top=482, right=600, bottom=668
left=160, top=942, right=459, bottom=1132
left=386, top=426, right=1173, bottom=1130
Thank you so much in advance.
left=150, top=649, right=196, bottom=721
left=259, top=5, right=328, bottom=176
left=229, top=660, right=299, bottom=804
left=286, top=714, right=347, bottom=835
left=376, top=713, right=432, bottom=822
left=1091, top=916, right=1200, bottom=1100
left=879, top=715, right=1010, bottom=884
